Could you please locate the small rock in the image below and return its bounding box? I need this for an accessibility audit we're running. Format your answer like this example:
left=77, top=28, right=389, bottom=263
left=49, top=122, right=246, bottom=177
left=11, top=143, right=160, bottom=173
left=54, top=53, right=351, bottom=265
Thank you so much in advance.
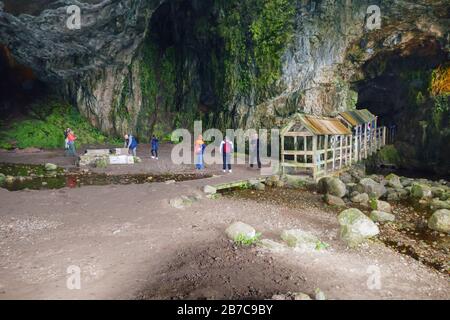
left=254, top=182, right=265, bottom=191
left=318, top=177, right=347, bottom=198
left=370, top=210, right=395, bottom=222
left=280, top=229, right=319, bottom=250
left=44, top=163, right=57, bottom=171
left=338, top=208, right=379, bottom=247
left=203, top=185, right=217, bottom=194
left=165, top=180, right=176, bottom=185
left=315, top=288, right=326, bottom=300
left=225, top=222, right=256, bottom=241
left=293, top=292, right=312, bottom=300
left=324, top=194, right=346, bottom=207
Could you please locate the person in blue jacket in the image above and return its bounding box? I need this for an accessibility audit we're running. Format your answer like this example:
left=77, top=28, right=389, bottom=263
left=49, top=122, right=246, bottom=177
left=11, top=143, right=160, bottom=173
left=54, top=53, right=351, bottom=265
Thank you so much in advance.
left=151, top=135, right=159, bottom=160
left=124, top=134, right=138, bottom=157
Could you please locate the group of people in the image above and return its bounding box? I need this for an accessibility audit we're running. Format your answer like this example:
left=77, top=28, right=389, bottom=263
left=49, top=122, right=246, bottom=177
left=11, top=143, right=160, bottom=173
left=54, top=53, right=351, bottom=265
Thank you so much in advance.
left=194, top=134, right=261, bottom=173
left=64, top=129, right=262, bottom=172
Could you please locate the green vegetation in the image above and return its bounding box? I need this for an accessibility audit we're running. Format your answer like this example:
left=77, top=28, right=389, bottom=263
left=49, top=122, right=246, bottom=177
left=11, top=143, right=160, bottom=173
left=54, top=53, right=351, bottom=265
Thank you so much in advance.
left=234, top=232, right=262, bottom=246
left=315, top=240, right=330, bottom=251
left=0, top=100, right=120, bottom=149
left=218, top=0, right=296, bottom=101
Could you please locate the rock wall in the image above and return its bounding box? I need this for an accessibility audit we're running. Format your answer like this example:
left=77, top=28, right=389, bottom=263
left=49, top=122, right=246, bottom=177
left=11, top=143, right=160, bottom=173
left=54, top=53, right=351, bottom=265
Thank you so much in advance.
left=1, top=0, right=449, bottom=138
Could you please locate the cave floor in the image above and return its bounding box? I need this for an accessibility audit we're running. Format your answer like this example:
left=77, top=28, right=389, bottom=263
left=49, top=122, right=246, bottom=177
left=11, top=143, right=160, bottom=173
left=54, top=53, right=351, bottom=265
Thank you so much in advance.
left=0, top=145, right=449, bottom=300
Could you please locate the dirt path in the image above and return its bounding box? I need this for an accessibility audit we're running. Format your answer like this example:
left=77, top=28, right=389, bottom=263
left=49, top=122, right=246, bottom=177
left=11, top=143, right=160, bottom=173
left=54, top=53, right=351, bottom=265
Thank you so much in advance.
left=0, top=147, right=449, bottom=300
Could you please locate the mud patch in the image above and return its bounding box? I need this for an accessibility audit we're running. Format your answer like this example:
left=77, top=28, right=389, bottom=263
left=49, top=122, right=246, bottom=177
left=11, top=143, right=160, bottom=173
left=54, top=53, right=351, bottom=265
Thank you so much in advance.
left=136, top=239, right=308, bottom=300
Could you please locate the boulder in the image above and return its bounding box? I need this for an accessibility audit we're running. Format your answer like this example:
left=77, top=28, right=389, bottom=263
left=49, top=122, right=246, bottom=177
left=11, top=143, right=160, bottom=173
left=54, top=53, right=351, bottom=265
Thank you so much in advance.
left=356, top=178, right=386, bottom=199
left=338, top=208, right=379, bottom=247
left=5, top=175, right=15, bottom=183
left=370, top=210, right=395, bottom=222
left=293, top=293, right=312, bottom=300
left=400, top=178, right=413, bottom=187
left=428, top=209, right=450, bottom=233
left=324, top=194, right=346, bottom=207
left=225, top=222, right=256, bottom=241
left=431, top=187, right=445, bottom=199
left=387, top=192, right=400, bottom=202
left=370, top=200, right=392, bottom=213
left=429, top=198, right=450, bottom=211
left=274, top=180, right=285, bottom=188
left=280, top=229, right=319, bottom=250
left=258, top=239, right=286, bottom=251
left=385, top=173, right=403, bottom=189
left=254, top=182, right=266, bottom=191
left=318, top=177, right=347, bottom=198
left=169, top=196, right=195, bottom=209
left=44, top=163, right=57, bottom=171
left=346, top=183, right=358, bottom=194
left=411, top=183, right=433, bottom=199
left=351, top=192, right=369, bottom=204
left=203, top=185, right=217, bottom=194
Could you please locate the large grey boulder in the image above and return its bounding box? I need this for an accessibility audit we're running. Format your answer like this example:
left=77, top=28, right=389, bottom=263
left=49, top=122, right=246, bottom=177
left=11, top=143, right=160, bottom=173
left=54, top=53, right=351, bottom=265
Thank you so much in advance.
left=356, top=178, right=386, bottom=199
left=225, top=222, right=256, bottom=241
left=370, top=210, right=395, bottom=223
left=338, top=208, right=379, bottom=247
left=411, top=183, right=433, bottom=199
left=428, top=209, right=450, bottom=233
left=280, top=229, right=320, bottom=250
left=318, top=177, right=347, bottom=198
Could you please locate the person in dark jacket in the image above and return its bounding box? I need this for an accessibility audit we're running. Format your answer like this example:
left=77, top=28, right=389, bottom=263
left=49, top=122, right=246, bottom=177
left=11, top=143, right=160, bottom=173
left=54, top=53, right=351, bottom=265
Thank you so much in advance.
left=124, top=134, right=138, bottom=157
left=151, top=135, right=159, bottom=160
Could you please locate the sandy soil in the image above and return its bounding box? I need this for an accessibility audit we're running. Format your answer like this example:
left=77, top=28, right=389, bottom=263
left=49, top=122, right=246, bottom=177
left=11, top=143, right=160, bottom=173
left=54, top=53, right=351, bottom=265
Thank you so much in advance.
left=0, top=145, right=449, bottom=300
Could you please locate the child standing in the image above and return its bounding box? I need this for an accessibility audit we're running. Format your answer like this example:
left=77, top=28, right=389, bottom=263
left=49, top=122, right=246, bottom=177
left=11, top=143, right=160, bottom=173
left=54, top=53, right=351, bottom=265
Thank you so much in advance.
left=151, top=135, right=159, bottom=159
left=220, top=136, right=233, bottom=173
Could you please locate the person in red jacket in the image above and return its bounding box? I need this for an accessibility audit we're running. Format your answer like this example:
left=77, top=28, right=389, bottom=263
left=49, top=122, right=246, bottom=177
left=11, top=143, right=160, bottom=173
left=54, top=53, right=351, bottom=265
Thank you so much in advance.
left=66, top=129, right=77, bottom=157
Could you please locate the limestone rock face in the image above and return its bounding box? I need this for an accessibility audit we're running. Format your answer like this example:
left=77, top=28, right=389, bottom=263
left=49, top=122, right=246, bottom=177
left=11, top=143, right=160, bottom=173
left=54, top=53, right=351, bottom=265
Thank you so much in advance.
left=1, top=0, right=448, bottom=142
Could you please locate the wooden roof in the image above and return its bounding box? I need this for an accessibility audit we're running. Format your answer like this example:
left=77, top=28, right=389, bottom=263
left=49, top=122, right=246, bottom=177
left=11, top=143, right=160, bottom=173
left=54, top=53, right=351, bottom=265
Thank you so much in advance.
left=282, top=114, right=352, bottom=136
left=338, top=109, right=376, bottom=127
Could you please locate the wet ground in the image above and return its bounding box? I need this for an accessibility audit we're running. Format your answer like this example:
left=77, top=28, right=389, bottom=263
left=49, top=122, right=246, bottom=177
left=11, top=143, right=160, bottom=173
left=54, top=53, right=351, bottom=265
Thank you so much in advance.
left=226, top=187, right=450, bottom=277
left=0, top=163, right=211, bottom=191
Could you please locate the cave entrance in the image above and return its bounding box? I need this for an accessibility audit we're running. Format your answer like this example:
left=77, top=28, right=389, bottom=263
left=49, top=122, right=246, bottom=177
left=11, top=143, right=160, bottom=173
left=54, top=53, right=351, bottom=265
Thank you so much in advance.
left=0, top=44, right=50, bottom=121
left=352, top=38, right=449, bottom=176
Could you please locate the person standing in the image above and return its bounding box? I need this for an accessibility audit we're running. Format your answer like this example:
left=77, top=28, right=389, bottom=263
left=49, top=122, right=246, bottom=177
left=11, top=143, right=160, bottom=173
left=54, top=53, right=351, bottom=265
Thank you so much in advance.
left=151, top=135, right=159, bottom=159
left=124, top=134, right=138, bottom=157
left=194, top=135, right=205, bottom=170
left=220, top=136, right=233, bottom=173
left=249, top=133, right=261, bottom=169
left=64, top=128, right=70, bottom=151
left=67, top=129, right=77, bottom=157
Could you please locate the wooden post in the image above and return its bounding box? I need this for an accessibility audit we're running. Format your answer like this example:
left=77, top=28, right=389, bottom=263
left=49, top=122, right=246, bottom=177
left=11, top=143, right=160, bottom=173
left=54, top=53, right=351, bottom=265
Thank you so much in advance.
left=374, top=117, right=378, bottom=151
left=331, top=136, right=336, bottom=171
left=304, top=136, right=307, bottom=163
left=364, top=124, right=368, bottom=159
left=281, top=135, right=285, bottom=175
left=294, top=136, right=297, bottom=164
left=312, top=135, right=317, bottom=179
left=349, top=134, right=353, bottom=166
left=339, top=135, right=343, bottom=169
left=324, top=135, right=328, bottom=175
left=383, top=126, right=387, bottom=146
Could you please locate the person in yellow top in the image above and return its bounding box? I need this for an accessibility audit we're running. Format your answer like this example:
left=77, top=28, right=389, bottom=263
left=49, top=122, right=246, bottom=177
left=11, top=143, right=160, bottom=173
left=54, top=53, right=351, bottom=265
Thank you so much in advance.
left=194, top=135, right=205, bottom=170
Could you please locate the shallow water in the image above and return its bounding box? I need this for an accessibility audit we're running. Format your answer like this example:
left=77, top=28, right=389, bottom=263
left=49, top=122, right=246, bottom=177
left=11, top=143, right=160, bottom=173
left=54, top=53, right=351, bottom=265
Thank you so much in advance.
left=0, top=163, right=211, bottom=191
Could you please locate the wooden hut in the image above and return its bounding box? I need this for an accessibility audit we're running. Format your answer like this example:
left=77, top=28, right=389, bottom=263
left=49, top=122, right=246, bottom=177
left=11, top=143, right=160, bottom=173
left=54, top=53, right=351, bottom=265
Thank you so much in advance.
left=337, top=109, right=385, bottom=162
left=281, top=114, right=353, bottom=180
